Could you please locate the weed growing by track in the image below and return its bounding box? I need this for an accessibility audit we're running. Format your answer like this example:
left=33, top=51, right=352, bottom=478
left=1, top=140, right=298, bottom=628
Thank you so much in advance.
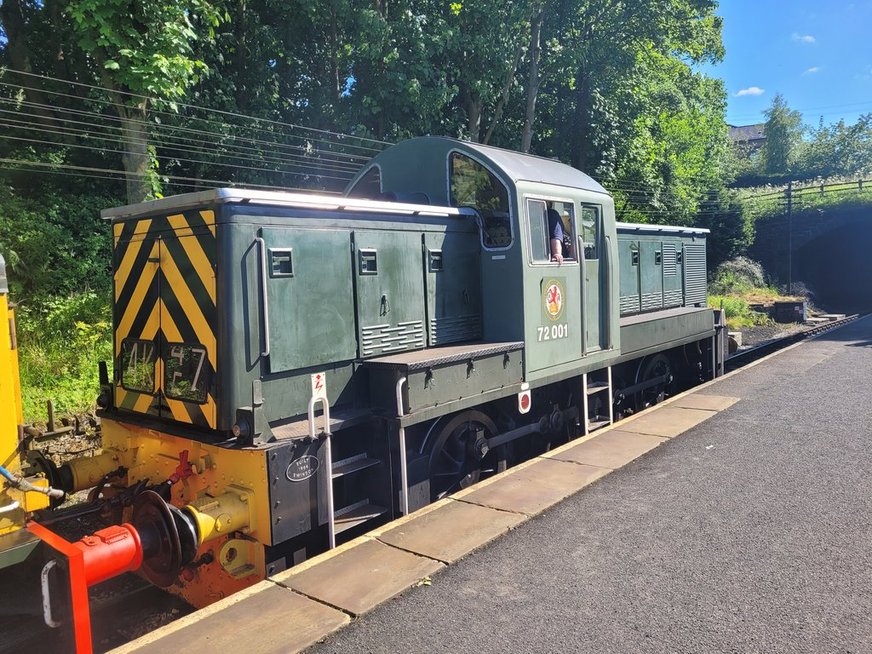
left=16, top=292, right=112, bottom=421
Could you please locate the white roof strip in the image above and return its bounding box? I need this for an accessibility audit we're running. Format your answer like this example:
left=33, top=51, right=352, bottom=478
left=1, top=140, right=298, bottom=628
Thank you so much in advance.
left=616, top=221, right=710, bottom=235
left=101, top=187, right=468, bottom=221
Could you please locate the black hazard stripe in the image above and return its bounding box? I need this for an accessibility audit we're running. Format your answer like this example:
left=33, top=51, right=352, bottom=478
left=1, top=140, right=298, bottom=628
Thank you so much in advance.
left=161, top=232, right=216, bottom=321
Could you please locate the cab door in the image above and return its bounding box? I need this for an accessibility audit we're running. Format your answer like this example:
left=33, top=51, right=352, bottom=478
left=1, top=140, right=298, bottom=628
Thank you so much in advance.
left=525, top=198, right=583, bottom=373
left=158, top=212, right=218, bottom=429
left=114, top=219, right=162, bottom=419
left=579, top=205, right=607, bottom=353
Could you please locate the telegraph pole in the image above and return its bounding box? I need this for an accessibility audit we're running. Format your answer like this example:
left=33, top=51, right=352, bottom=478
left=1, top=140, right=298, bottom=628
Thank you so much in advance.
left=786, top=181, right=793, bottom=295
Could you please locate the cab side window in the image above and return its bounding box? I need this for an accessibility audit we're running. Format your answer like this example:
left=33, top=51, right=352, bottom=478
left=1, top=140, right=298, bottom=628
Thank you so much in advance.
left=580, top=206, right=600, bottom=259
left=347, top=166, right=382, bottom=199
left=527, top=199, right=575, bottom=263
left=449, top=152, right=512, bottom=249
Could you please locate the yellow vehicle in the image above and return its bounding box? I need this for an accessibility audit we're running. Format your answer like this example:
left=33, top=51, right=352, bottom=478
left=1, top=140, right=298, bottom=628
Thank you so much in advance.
left=0, top=255, right=61, bottom=568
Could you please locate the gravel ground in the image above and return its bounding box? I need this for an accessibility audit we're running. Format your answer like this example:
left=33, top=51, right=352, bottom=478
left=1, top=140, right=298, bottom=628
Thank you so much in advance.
left=739, top=322, right=807, bottom=348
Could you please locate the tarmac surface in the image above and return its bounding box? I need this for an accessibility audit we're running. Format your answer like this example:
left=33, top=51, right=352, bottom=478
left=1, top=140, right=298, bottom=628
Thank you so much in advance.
left=309, top=318, right=872, bottom=654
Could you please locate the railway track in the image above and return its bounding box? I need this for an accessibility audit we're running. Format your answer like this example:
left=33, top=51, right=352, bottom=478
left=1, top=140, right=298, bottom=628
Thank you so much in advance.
left=725, top=314, right=860, bottom=372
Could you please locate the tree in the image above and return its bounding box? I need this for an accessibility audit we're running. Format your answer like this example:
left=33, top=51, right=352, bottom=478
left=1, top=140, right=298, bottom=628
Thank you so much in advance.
left=67, top=0, right=221, bottom=202
left=799, top=113, right=872, bottom=178
left=762, top=93, right=803, bottom=175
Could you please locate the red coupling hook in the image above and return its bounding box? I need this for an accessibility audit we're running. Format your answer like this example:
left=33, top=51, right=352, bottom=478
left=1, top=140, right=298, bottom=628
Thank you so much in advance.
left=167, top=449, right=193, bottom=485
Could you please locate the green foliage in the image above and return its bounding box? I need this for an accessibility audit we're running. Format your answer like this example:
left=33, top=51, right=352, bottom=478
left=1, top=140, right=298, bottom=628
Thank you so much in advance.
left=0, top=0, right=738, bottom=415
left=0, top=185, right=116, bottom=299
left=707, top=294, right=770, bottom=329
left=66, top=0, right=219, bottom=99
left=708, top=257, right=780, bottom=330
left=733, top=99, right=870, bottom=186
left=16, top=292, right=112, bottom=421
left=798, top=114, right=872, bottom=179
left=762, top=93, right=804, bottom=175
left=708, top=257, right=768, bottom=294
left=738, top=176, right=872, bottom=223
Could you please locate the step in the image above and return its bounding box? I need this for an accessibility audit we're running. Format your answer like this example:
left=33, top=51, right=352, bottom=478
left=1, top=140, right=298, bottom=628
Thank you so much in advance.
left=585, top=381, right=610, bottom=395
left=334, top=500, right=389, bottom=534
left=332, top=454, right=381, bottom=479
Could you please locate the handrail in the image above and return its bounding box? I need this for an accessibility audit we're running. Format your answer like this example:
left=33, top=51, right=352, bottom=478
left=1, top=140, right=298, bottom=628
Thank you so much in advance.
left=255, top=236, right=271, bottom=359
left=604, top=234, right=614, bottom=349
left=308, top=395, right=334, bottom=548
left=395, top=377, right=409, bottom=516
left=578, top=235, right=587, bottom=355
left=41, top=560, right=61, bottom=628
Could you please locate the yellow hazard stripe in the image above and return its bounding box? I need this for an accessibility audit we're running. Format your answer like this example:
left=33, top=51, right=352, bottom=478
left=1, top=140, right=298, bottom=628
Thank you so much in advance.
left=113, top=219, right=153, bottom=302
left=166, top=216, right=216, bottom=305
left=200, top=210, right=216, bottom=238
left=167, top=214, right=194, bottom=237
left=114, top=242, right=159, bottom=356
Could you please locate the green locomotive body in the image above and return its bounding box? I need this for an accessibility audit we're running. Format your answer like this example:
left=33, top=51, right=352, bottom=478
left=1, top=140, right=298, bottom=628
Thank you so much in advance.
left=27, top=137, right=724, bottom=625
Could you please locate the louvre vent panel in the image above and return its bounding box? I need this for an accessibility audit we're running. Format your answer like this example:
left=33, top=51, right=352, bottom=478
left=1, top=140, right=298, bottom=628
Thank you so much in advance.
left=429, top=314, right=482, bottom=346
left=361, top=321, right=425, bottom=356
left=641, top=292, right=663, bottom=312
left=663, top=243, right=677, bottom=276
left=684, top=244, right=707, bottom=305
left=663, top=289, right=683, bottom=307
left=620, top=295, right=641, bottom=315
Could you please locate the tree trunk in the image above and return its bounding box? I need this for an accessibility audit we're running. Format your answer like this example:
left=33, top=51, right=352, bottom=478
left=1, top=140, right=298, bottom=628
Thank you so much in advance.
left=483, top=41, right=524, bottom=145
left=520, top=7, right=543, bottom=153
left=118, top=103, right=151, bottom=204
left=467, top=93, right=482, bottom=142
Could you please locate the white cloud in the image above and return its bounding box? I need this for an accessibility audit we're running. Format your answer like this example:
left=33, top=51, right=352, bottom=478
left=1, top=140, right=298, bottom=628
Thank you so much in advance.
left=792, top=32, right=817, bottom=44
left=804, top=66, right=822, bottom=74
left=735, top=86, right=766, bottom=97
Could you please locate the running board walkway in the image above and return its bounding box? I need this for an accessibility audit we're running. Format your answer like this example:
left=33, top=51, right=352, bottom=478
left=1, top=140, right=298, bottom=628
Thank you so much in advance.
left=113, top=390, right=741, bottom=654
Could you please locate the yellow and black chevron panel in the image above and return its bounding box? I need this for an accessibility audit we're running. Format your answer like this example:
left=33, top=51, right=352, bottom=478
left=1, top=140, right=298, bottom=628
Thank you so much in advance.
left=113, top=210, right=217, bottom=429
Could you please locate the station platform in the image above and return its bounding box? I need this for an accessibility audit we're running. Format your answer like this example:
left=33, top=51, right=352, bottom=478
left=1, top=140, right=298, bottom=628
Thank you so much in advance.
left=114, top=315, right=872, bottom=654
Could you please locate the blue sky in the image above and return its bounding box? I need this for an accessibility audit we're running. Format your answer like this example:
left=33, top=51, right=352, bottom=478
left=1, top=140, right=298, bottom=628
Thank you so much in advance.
left=712, top=0, right=872, bottom=127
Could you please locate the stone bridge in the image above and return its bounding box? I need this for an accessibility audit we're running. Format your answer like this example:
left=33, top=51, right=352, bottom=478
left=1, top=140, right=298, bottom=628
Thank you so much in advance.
left=749, top=204, right=872, bottom=311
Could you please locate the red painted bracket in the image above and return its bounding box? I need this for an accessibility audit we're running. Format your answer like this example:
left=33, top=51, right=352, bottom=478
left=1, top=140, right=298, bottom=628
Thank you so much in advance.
left=28, top=521, right=94, bottom=654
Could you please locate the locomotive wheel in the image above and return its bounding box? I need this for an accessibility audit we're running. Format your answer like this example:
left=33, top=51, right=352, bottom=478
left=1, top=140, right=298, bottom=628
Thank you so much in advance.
left=428, top=410, right=498, bottom=501
left=635, top=354, right=674, bottom=410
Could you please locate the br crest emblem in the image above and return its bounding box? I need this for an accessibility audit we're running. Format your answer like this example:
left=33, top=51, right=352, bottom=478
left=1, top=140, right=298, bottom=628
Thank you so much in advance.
left=544, top=281, right=564, bottom=321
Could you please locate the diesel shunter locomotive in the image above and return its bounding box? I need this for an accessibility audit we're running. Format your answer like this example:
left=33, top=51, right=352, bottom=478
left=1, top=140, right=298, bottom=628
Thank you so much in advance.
left=2, top=137, right=724, bottom=652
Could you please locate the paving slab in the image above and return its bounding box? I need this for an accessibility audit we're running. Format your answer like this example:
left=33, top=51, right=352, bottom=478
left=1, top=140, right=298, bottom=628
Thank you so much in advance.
left=375, top=498, right=526, bottom=564
left=621, top=406, right=716, bottom=438
left=543, top=429, right=666, bottom=469
left=456, top=457, right=609, bottom=516
left=670, top=394, right=740, bottom=412
left=117, top=581, right=348, bottom=654
left=272, top=538, right=443, bottom=616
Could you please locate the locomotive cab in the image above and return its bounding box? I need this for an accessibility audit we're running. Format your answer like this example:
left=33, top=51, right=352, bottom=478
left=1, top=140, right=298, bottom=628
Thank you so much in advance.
left=348, top=136, right=623, bottom=380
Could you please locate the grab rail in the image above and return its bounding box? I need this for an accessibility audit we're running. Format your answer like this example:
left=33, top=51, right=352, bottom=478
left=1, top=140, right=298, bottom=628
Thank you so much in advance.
left=255, top=236, right=271, bottom=359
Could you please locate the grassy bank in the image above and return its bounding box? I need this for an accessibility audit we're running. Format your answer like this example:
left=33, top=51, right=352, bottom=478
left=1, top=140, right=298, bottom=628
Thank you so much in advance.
left=16, top=293, right=112, bottom=422
left=707, top=257, right=800, bottom=331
